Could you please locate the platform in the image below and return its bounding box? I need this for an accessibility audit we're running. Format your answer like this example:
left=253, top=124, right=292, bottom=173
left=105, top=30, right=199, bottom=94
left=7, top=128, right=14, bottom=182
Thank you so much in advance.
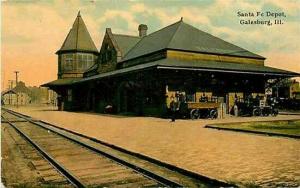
left=6, top=106, right=300, bottom=187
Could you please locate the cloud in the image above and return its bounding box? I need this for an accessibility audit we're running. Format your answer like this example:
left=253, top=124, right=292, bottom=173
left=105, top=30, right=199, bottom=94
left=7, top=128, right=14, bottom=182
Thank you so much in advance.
left=265, top=0, right=300, bottom=15
left=3, top=2, right=71, bottom=53
left=2, top=0, right=300, bottom=90
left=179, top=8, right=210, bottom=25
left=2, top=1, right=84, bottom=88
left=130, top=3, right=146, bottom=13
left=97, top=9, right=139, bottom=34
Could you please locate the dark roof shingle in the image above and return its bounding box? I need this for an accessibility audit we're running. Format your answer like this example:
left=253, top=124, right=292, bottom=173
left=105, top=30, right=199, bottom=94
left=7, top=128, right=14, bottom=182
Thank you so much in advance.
left=122, top=20, right=264, bottom=61
left=112, top=34, right=140, bottom=57
left=56, top=12, right=98, bottom=54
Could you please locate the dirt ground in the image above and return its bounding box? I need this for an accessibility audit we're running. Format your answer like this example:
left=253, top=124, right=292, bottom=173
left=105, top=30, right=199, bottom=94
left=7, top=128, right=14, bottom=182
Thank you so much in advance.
left=5, top=106, right=300, bottom=187
left=1, top=119, right=71, bottom=187
left=1, top=123, right=42, bottom=187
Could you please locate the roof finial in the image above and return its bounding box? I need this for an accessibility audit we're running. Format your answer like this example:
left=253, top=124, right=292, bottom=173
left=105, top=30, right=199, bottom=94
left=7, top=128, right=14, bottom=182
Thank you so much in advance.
left=77, top=10, right=81, bottom=17
left=180, top=17, right=183, bottom=21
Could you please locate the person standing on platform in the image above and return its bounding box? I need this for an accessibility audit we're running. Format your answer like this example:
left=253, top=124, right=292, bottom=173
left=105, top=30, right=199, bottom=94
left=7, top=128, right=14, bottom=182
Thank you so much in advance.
left=170, top=95, right=178, bottom=122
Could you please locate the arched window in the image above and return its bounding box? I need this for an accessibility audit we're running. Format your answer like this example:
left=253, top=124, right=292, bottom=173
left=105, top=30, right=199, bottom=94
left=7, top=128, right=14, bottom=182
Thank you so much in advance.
left=107, top=50, right=112, bottom=61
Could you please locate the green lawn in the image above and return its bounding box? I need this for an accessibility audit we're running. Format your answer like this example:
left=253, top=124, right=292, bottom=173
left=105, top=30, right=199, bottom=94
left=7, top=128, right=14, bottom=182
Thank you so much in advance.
left=209, top=120, right=300, bottom=137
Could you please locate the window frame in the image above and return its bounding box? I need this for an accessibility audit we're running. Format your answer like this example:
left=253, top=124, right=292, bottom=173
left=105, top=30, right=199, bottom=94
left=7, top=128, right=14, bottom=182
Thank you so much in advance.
left=64, top=54, right=74, bottom=70
left=67, top=89, right=72, bottom=102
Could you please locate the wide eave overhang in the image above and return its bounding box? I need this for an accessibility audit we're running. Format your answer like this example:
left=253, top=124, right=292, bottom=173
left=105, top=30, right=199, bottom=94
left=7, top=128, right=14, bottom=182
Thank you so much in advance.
left=155, top=58, right=299, bottom=77
left=55, top=49, right=99, bottom=55
left=41, top=78, right=82, bottom=88
left=42, top=58, right=300, bottom=87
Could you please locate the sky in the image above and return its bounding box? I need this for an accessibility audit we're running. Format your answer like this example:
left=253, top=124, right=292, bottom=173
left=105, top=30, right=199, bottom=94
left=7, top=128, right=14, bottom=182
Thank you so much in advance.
left=1, top=0, right=300, bottom=90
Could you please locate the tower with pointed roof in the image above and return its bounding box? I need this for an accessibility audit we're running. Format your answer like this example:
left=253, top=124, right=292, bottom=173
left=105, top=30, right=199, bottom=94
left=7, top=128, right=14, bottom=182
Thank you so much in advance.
left=56, top=11, right=99, bottom=79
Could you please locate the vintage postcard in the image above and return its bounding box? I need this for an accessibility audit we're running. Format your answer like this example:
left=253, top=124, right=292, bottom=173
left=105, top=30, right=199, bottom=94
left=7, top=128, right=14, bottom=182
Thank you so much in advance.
left=1, top=0, right=300, bottom=187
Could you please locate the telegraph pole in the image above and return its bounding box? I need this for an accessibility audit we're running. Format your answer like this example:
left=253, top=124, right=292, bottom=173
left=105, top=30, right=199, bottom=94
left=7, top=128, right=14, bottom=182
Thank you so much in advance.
left=14, top=71, right=19, bottom=85
left=14, top=71, right=19, bottom=107
left=8, top=80, right=13, bottom=105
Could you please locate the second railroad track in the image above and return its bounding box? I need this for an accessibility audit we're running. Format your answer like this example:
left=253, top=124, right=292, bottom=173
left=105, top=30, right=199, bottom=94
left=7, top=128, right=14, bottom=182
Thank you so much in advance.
left=1, top=108, right=235, bottom=187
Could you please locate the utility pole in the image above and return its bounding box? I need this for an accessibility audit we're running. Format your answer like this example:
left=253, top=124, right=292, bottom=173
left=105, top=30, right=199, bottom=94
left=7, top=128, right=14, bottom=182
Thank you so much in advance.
left=14, top=71, right=19, bottom=107
left=8, top=80, right=13, bottom=105
left=14, top=71, right=19, bottom=85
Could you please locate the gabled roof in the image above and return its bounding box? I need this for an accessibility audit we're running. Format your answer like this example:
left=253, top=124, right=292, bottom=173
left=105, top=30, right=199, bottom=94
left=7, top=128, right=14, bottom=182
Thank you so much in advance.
left=2, top=89, right=17, bottom=95
left=56, top=11, right=98, bottom=54
left=122, top=20, right=264, bottom=61
left=112, top=34, right=140, bottom=57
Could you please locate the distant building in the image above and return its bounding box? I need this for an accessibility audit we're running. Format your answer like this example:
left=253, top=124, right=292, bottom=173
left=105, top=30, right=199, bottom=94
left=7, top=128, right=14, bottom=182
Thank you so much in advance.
left=28, top=86, right=58, bottom=105
left=2, top=81, right=31, bottom=105
left=273, top=79, right=300, bottom=99
left=1, top=90, right=16, bottom=105
left=2, top=81, right=58, bottom=106
left=43, top=12, right=300, bottom=116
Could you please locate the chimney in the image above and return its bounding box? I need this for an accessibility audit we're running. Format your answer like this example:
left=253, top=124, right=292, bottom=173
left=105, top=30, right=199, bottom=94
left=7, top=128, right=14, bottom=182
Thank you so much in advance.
left=138, top=24, right=148, bottom=37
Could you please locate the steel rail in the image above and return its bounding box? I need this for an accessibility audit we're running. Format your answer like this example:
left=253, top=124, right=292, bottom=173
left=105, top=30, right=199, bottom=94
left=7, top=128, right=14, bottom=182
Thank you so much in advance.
left=2, top=116, right=85, bottom=188
left=3, top=108, right=236, bottom=187
left=2, top=108, right=183, bottom=187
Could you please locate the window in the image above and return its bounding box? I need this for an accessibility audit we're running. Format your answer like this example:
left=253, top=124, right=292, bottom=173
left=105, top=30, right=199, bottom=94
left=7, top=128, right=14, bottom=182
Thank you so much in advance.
left=64, top=54, right=74, bottom=70
left=83, top=54, right=88, bottom=68
left=186, top=92, right=196, bottom=102
left=101, top=43, right=114, bottom=64
left=78, top=54, right=83, bottom=69
left=67, top=89, right=72, bottom=102
left=77, top=53, right=94, bottom=69
left=87, top=55, right=94, bottom=67
left=107, top=50, right=112, bottom=61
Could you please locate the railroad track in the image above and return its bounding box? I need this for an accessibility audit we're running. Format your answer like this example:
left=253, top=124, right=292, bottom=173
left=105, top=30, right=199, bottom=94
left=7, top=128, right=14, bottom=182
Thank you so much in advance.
left=2, top=108, right=235, bottom=187
left=1, top=121, right=72, bottom=187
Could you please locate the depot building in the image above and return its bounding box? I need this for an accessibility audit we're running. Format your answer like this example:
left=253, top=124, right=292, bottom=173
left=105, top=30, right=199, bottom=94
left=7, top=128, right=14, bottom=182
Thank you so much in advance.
left=43, top=12, right=299, bottom=117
